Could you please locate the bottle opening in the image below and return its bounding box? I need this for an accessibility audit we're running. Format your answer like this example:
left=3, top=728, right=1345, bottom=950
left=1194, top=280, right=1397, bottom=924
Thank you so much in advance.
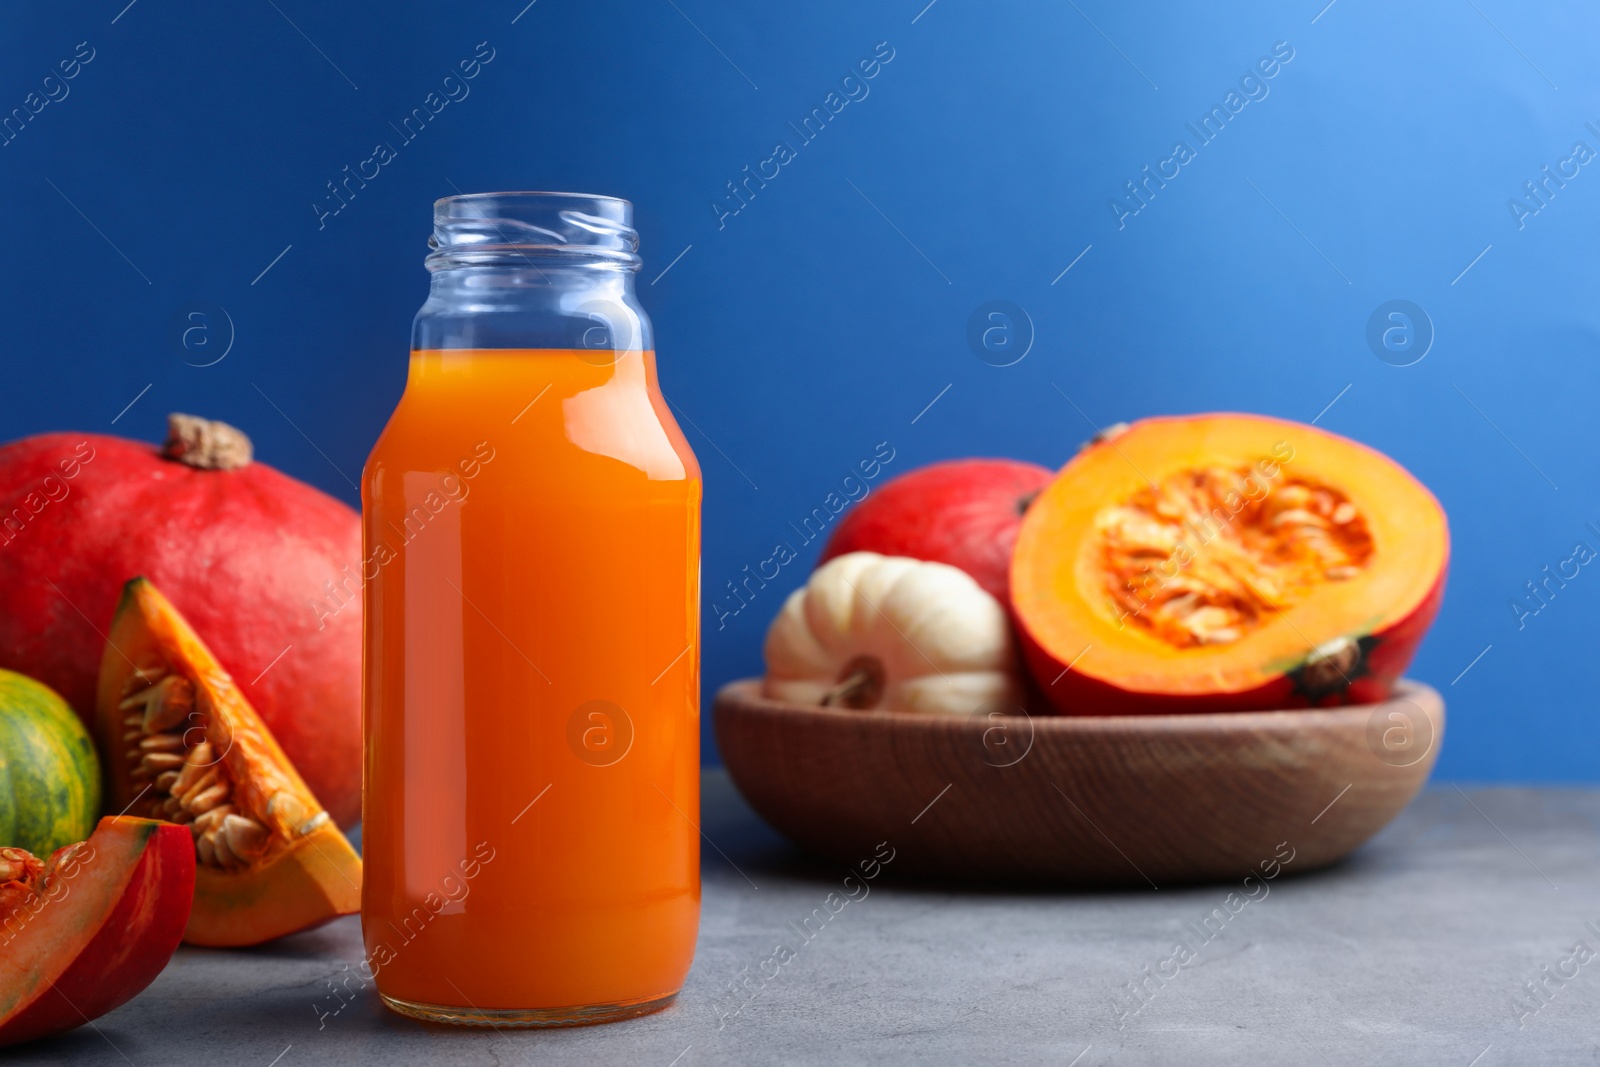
left=428, top=191, right=640, bottom=271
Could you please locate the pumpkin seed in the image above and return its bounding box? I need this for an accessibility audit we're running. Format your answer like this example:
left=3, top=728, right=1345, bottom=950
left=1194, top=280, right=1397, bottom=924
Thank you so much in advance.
left=297, top=811, right=331, bottom=836
left=210, top=830, right=239, bottom=870
left=267, top=790, right=312, bottom=831
left=170, top=745, right=213, bottom=793
left=175, top=767, right=219, bottom=804
left=187, top=782, right=231, bottom=815
left=140, top=752, right=186, bottom=774
left=192, top=805, right=234, bottom=833
left=121, top=664, right=167, bottom=697
left=144, top=676, right=194, bottom=734
left=223, top=814, right=270, bottom=857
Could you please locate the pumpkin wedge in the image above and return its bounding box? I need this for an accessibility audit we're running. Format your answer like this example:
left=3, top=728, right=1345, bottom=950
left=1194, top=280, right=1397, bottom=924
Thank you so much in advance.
left=1011, top=413, right=1448, bottom=714
left=95, top=578, right=361, bottom=946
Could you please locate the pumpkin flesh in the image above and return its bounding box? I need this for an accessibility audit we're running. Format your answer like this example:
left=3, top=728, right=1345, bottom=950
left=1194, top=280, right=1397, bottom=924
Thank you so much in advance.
left=1011, top=414, right=1448, bottom=713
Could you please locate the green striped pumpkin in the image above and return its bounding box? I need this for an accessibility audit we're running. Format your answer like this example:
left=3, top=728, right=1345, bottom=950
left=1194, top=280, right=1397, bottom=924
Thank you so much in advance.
left=0, top=669, right=100, bottom=856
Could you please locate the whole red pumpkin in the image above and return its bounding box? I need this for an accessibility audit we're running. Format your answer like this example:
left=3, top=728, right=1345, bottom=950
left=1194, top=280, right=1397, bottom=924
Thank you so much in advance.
left=819, top=458, right=1053, bottom=608
left=0, top=416, right=361, bottom=828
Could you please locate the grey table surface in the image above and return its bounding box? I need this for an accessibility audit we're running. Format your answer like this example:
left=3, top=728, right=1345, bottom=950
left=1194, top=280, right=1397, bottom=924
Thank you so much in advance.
left=17, top=773, right=1600, bottom=1066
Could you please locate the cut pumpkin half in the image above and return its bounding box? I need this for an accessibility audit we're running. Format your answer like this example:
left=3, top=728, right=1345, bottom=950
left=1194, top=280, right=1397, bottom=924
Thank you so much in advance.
left=1011, top=413, right=1448, bottom=714
left=95, top=578, right=362, bottom=946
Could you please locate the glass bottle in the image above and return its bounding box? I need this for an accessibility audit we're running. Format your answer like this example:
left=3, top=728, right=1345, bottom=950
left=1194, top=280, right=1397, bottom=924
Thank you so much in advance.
left=361, top=192, right=701, bottom=1026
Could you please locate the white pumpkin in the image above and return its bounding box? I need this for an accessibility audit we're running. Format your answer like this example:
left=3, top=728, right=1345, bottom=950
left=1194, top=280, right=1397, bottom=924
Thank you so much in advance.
left=762, top=551, right=1023, bottom=715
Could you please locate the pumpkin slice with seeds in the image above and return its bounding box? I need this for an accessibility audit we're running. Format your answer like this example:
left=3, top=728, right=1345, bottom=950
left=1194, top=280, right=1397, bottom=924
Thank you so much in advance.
left=94, top=577, right=361, bottom=946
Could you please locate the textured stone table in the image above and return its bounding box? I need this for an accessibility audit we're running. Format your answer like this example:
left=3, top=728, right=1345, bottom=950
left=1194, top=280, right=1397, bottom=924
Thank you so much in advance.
left=18, top=775, right=1600, bottom=1065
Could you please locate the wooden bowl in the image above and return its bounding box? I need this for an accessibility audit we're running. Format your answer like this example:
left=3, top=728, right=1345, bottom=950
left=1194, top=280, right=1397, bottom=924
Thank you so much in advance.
left=714, top=679, right=1442, bottom=886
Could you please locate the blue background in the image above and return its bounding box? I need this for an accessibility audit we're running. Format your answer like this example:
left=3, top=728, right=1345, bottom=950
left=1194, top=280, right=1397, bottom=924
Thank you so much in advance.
left=5, top=0, right=1594, bottom=780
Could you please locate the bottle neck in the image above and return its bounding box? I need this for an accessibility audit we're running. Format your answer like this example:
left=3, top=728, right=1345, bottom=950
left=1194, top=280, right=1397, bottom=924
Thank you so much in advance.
left=415, top=191, right=649, bottom=353
left=413, top=265, right=650, bottom=353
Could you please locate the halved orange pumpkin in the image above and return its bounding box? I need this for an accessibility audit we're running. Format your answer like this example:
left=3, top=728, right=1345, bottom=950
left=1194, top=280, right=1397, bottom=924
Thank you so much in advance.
left=95, top=578, right=362, bottom=946
left=1011, top=413, right=1448, bottom=714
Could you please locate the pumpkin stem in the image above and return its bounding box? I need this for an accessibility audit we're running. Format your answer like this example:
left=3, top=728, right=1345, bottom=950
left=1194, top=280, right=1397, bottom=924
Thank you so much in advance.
left=162, top=414, right=253, bottom=471
left=1079, top=421, right=1130, bottom=453
left=820, top=655, right=886, bottom=710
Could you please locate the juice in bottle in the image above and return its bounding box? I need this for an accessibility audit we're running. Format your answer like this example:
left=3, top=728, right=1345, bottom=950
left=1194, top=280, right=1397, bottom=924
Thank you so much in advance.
left=361, top=193, right=700, bottom=1026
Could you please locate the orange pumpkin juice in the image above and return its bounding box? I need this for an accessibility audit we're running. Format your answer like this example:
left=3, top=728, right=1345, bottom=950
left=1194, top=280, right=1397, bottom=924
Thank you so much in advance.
left=362, top=347, right=701, bottom=1021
